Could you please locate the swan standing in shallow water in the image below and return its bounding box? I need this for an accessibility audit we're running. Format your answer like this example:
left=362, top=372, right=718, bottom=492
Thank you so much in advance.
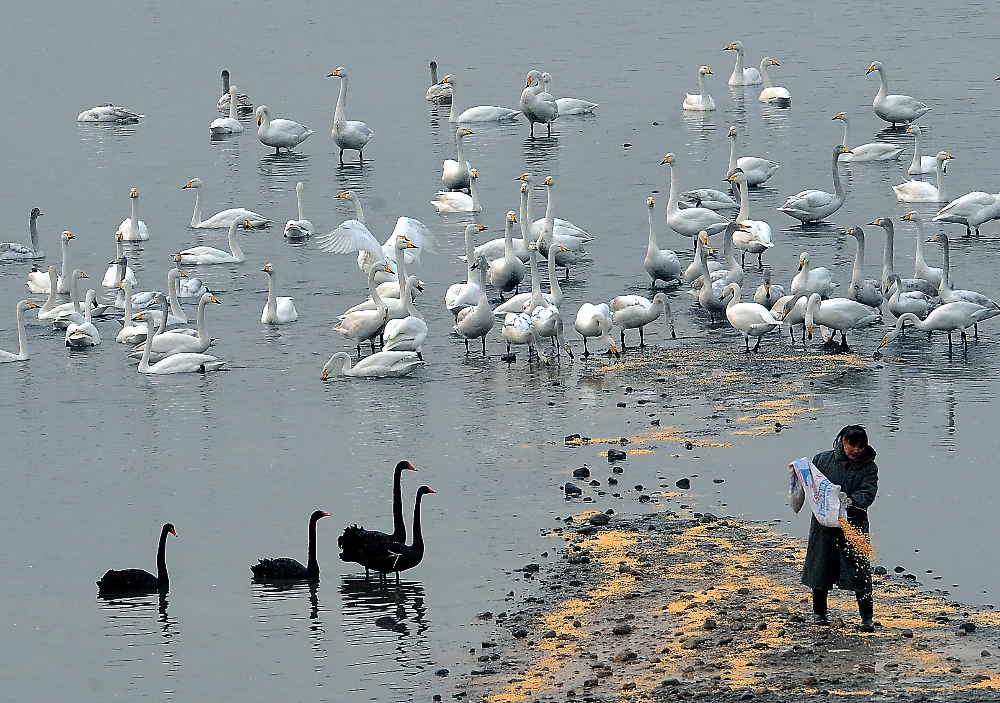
left=727, top=171, right=773, bottom=267
left=489, top=212, right=526, bottom=300
left=322, top=351, right=423, bottom=378
left=574, top=302, right=618, bottom=358
left=210, top=86, right=244, bottom=135
left=721, top=282, right=780, bottom=352
left=501, top=312, right=547, bottom=364
left=426, top=61, right=452, bottom=103
left=907, top=125, right=945, bottom=175
left=642, top=197, right=681, bottom=287
left=884, top=274, right=934, bottom=319
left=65, top=290, right=101, bottom=347
left=926, top=232, right=1000, bottom=311
left=77, top=103, right=143, bottom=123
left=833, top=113, right=904, bottom=161
left=724, top=41, right=762, bottom=85
left=118, top=188, right=149, bottom=241
left=441, top=74, right=520, bottom=123
left=540, top=72, right=597, bottom=115
left=898, top=212, right=943, bottom=288
left=329, top=67, right=374, bottom=163
left=519, top=70, right=558, bottom=138
left=535, top=176, right=588, bottom=279
left=877, top=301, right=1000, bottom=354
left=138, top=295, right=225, bottom=374
left=334, top=263, right=393, bottom=356
left=753, top=269, right=785, bottom=306
left=445, top=224, right=487, bottom=318
left=218, top=70, right=252, bottom=112
left=0, top=301, right=39, bottom=362
left=256, top=105, right=313, bottom=154
left=1, top=208, right=44, bottom=261
left=383, top=277, right=427, bottom=358
left=455, top=257, right=494, bottom=355
left=431, top=169, right=481, bottom=213
left=662, top=153, right=729, bottom=240
left=844, top=226, right=884, bottom=307
left=175, top=219, right=251, bottom=265
left=283, top=182, right=314, bottom=239
left=869, top=216, right=937, bottom=295
left=933, top=188, right=1000, bottom=237
left=261, top=264, right=298, bottom=324
left=182, top=178, right=270, bottom=229
left=785, top=292, right=881, bottom=352
left=442, top=128, right=473, bottom=191
left=866, top=61, right=930, bottom=127
left=758, top=58, right=791, bottom=106
left=791, top=252, right=837, bottom=299
left=727, top=126, right=778, bottom=186
left=778, top=145, right=851, bottom=223
left=27, top=230, right=72, bottom=294
left=893, top=151, right=952, bottom=202
left=115, top=280, right=152, bottom=344
left=683, top=66, right=715, bottom=111
left=609, top=292, right=675, bottom=349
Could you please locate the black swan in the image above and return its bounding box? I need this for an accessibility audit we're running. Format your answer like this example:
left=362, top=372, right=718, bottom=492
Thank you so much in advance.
left=338, top=460, right=417, bottom=576
left=251, top=510, right=330, bottom=581
left=97, top=523, right=176, bottom=596
left=339, top=485, right=434, bottom=583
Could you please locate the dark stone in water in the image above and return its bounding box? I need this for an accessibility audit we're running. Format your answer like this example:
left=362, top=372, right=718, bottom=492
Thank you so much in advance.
left=638, top=494, right=651, bottom=503
left=874, top=565, right=888, bottom=575
left=565, top=433, right=581, bottom=443
left=608, top=477, right=618, bottom=485
left=685, top=441, right=694, bottom=450
left=564, top=482, right=582, bottom=496
left=634, top=484, right=644, bottom=491
left=713, top=479, right=724, bottom=484
left=651, top=419, right=660, bottom=426
left=435, top=669, right=449, bottom=677
left=894, top=566, right=906, bottom=573
left=608, top=449, right=627, bottom=462
left=589, top=513, right=611, bottom=526
left=616, top=402, right=627, bottom=408
left=612, top=466, right=624, bottom=474
left=961, top=622, right=977, bottom=633
left=589, top=479, right=600, bottom=486
left=676, top=478, right=691, bottom=489
left=524, top=563, right=540, bottom=573
left=573, top=466, right=591, bottom=478
left=512, top=628, right=528, bottom=638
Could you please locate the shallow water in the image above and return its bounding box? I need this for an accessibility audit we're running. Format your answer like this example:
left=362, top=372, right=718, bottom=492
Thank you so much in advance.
left=1, top=1, right=998, bottom=700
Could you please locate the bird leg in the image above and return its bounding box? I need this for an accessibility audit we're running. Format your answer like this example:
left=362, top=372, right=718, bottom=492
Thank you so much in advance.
left=639, top=326, right=646, bottom=348
left=740, top=250, right=747, bottom=268
left=547, top=122, right=552, bottom=137
left=356, top=342, right=362, bottom=357
left=620, top=329, right=627, bottom=351
left=758, top=252, right=764, bottom=268
left=582, top=338, right=590, bottom=358
left=339, top=149, right=345, bottom=165
left=358, top=150, right=364, bottom=162
left=529, top=122, right=535, bottom=139
left=564, top=266, right=570, bottom=281
left=370, top=339, right=377, bottom=355
left=752, top=335, right=762, bottom=352
left=464, top=338, right=470, bottom=354
left=481, top=336, right=487, bottom=355
left=839, top=332, right=851, bottom=353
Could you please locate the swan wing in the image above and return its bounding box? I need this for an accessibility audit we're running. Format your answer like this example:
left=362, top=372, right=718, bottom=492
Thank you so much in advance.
left=316, top=220, right=383, bottom=259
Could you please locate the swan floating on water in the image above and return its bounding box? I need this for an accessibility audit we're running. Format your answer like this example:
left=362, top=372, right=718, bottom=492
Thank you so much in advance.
left=329, top=67, right=374, bottom=163
left=138, top=295, right=225, bottom=374
left=898, top=212, right=943, bottom=288
left=724, top=41, right=762, bottom=86
left=866, top=61, right=930, bottom=127
left=0, top=208, right=44, bottom=261
left=77, top=103, right=143, bottom=123
left=283, top=182, right=314, bottom=239
left=892, top=151, right=952, bottom=203
left=489, top=212, right=526, bottom=300
left=778, top=146, right=850, bottom=223
left=322, top=351, right=423, bottom=379
left=118, top=188, right=149, bottom=241
left=256, top=105, right=313, bottom=154
left=431, top=169, right=481, bottom=213
left=182, top=178, right=270, bottom=229
left=425, top=61, right=452, bottom=104
left=175, top=219, right=252, bottom=265
left=261, top=264, right=298, bottom=324
left=441, top=74, right=520, bottom=123
left=442, top=127, right=473, bottom=191
left=210, top=86, right=244, bottom=135
left=869, top=216, right=937, bottom=296
left=383, top=277, right=427, bottom=358
left=0, top=301, right=39, bottom=362
left=662, top=153, right=729, bottom=239
left=27, top=231, right=72, bottom=294
left=683, top=66, right=715, bottom=111
left=65, top=289, right=101, bottom=348
left=643, top=197, right=682, bottom=287
left=541, top=72, right=597, bottom=115
left=833, top=112, right=903, bottom=162
left=791, top=252, right=837, bottom=299
left=727, top=126, right=778, bottom=186
left=907, top=125, right=944, bottom=175
left=758, top=58, right=790, bottom=106
left=217, top=70, right=252, bottom=112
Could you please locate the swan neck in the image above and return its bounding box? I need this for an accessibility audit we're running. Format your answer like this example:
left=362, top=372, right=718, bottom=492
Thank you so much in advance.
left=723, top=227, right=736, bottom=269
left=228, top=222, right=245, bottom=262
left=882, top=224, right=894, bottom=281
left=831, top=149, right=845, bottom=198
left=470, top=177, right=480, bottom=211
left=403, top=280, right=421, bottom=318
left=729, top=134, right=738, bottom=173
left=60, top=236, right=70, bottom=284
left=877, top=67, right=888, bottom=99
left=368, top=265, right=386, bottom=308
left=167, top=270, right=184, bottom=318
left=221, top=72, right=230, bottom=95
left=735, top=179, right=749, bottom=222
left=464, top=228, right=476, bottom=284
left=139, top=304, right=156, bottom=372
left=841, top=118, right=850, bottom=149
left=156, top=526, right=170, bottom=585
left=455, top=130, right=466, bottom=165
left=123, top=281, right=133, bottom=321
left=911, top=126, right=923, bottom=162
left=190, top=187, right=202, bottom=228
left=939, top=235, right=951, bottom=290
left=914, top=219, right=927, bottom=264
left=429, top=63, right=438, bottom=85
left=666, top=162, right=680, bottom=215
left=71, top=273, right=82, bottom=311
left=16, top=304, right=28, bottom=358
left=504, top=219, right=515, bottom=258
left=130, top=197, right=139, bottom=238
left=411, top=492, right=426, bottom=550
left=29, top=215, right=40, bottom=254
left=41, top=269, right=58, bottom=312
left=266, top=273, right=277, bottom=321
left=647, top=205, right=658, bottom=252
left=296, top=186, right=306, bottom=221
left=391, top=464, right=407, bottom=541
left=935, top=159, right=947, bottom=199
left=760, top=61, right=772, bottom=89
left=528, top=247, right=542, bottom=304
left=228, top=87, right=238, bottom=121
left=852, top=234, right=865, bottom=286
left=83, top=291, right=94, bottom=324
left=448, top=87, right=458, bottom=122
left=307, top=514, right=320, bottom=574
left=699, top=71, right=709, bottom=99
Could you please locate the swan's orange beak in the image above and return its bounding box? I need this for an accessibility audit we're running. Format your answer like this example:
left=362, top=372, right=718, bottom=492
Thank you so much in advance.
left=210, top=295, right=221, bottom=304
left=724, top=43, right=736, bottom=50
left=525, top=77, right=531, bottom=87
left=257, top=115, right=262, bottom=126
left=866, top=64, right=876, bottom=74
left=322, top=368, right=329, bottom=380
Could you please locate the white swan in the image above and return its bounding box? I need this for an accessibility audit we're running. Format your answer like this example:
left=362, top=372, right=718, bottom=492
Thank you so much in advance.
left=843, top=226, right=884, bottom=307
left=724, top=41, right=762, bottom=86
left=501, top=312, right=547, bottom=364
left=42, top=269, right=88, bottom=325
left=609, top=292, right=674, bottom=348
left=34, top=267, right=59, bottom=319
left=778, top=146, right=851, bottom=223
left=445, top=224, right=486, bottom=318
left=728, top=170, right=773, bottom=267
left=691, top=233, right=732, bottom=322
left=678, top=188, right=738, bottom=211
left=261, top=264, right=298, bottom=324
left=540, top=72, right=597, bottom=115
left=322, top=351, right=423, bottom=379
left=441, top=74, right=521, bottom=123
left=135, top=292, right=219, bottom=356
left=426, top=61, right=452, bottom=103
left=802, top=292, right=882, bottom=351
left=0, top=301, right=39, bottom=362
left=727, top=125, right=779, bottom=186
left=690, top=221, right=744, bottom=290
left=210, top=86, right=244, bottom=135
left=432, top=169, right=482, bottom=213
left=137, top=296, right=225, bottom=375
left=493, top=241, right=564, bottom=315
left=758, top=58, right=791, bottom=106
left=643, top=197, right=682, bottom=287
left=884, top=275, right=934, bottom=319
left=77, top=103, right=143, bottom=122
left=176, top=219, right=250, bottom=265
left=753, top=268, right=785, bottom=307
left=721, top=282, right=780, bottom=351
left=869, top=216, right=937, bottom=296
left=183, top=178, right=270, bottom=229
left=515, top=173, right=591, bottom=241
left=877, top=301, right=1000, bottom=353
left=772, top=294, right=808, bottom=343
left=520, top=70, right=558, bottom=138
left=117, top=187, right=150, bottom=241
left=1, top=208, right=44, bottom=261
left=256, top=105, right=313, bottom=154
left=65, top=290, right=101, bottom=348
left=893, top=151, right=952, bottom=202
left=791, top=252, right=837, bottom=299
left=218, top=70, right=252, bottom=112
left=334, top=263, right=392, bottom=355
left=442, top=127, right=474, bottom=191
left=907, top=125, right=943, bottom=175
left=103, top=235, right=137, bottom=288
left=27, top=230, right=72, bottom=294
left=933, top=189, right=1000, bottom=237
left=899, top=212, right=944, bottom=288
left=474, top=182, right=532, bottom=262
left=574, top=302, right=618, bottom=357
left=833, top=113, right=904, bottom=161
left=167, top=258, right=209, bottom=298
left=866, top=61, right=930, bottom=127
left=536, top=176, right=587, bottom=278
left=116, top=280, right=152, bottom=344
left=489, top=211, right=527, bottom=299
left=662, top=153, right=729, bottom=238
left=383, top=277, right=427, bottom=358
left=329, top=67, right=374, bottom=163
left=530, top=302, right=574, bottom=362
left=132, top=268, right=190, bottom=327
left=455, top=257, right=494, bottom=355
left=283, top=182, right=314, bottom=239
left=926, top=232, right=1000, bottom=309
left=683, top=66, right=716, bottom=111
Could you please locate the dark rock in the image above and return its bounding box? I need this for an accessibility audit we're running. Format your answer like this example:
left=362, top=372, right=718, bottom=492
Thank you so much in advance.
left=638, top=494, right=651, bottom=503
left=565, top=433, right=581, bottom=443
left=476, top=611, right=494, bottom=619
left=651, top=419, right=660, bottom=426
left=634, top=484, right=644, bottom=491
left=901, top=629, right=914, bottom=638
left=960, top=622, right=977, bottom=633
left=621, top=682, right=637, bottom=691
left=576, top=526, right=598, bottom=535
left=608, top=449, right=627, bottom=462
left=676, top=478, right=691, bottom=490
left=542, top=629, right=557, bottom=638
left=612, top=623, right=634, bottom=635
left=434, top=695, right=442, bottom=702
left=589, top=479, right=601, bottom=486
left=739, top=693, right=755, bottom=701
left=661, top=678, right=680, bottom=686
left=573, top=466, right=591, bottom=478
left=685, top=441, right=694, bottom=450
left=589, top=513, right=611, bottom=526
left=616, top=402, right=626, bottom=408
left=737, top=587, right=750, bottom=595
left=569, top=580, right=583, bottom=587
left=612, top=466, right=624, bottom=474
left=713, top=479, right=724, bottom=483
left=512, top=628, right=528, bottom=638
left=523, top=563, right=540, bottom=573
left=699, top=513, right=718, bottom=523
left=564, top=482, right=582, bottom=496
left=583, top=678, right=599, bottom=688
left=435, top=668, right=449, bottom=677
left=894, top=566, right=905, bottom=573
left=481, top=641, right=498, bottom=648
left=703, top=618, right=717, bottom=631
left=607, top=477, right=618, bottom=485
left=874, top=565, right=888, bottom=575
left=803, top=675, right=818, bottom=686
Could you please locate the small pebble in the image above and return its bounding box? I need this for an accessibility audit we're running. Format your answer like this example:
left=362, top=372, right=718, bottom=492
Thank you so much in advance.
left=676, top=478, right=691, bottom=490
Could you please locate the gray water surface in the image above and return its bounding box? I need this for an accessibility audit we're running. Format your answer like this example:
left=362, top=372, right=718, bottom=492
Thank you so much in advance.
left=1, top=1, right=998, bottom=700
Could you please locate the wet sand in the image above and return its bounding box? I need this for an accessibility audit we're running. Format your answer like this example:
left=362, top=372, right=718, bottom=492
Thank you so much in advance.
left=445, top=510, right=1000, bottom=702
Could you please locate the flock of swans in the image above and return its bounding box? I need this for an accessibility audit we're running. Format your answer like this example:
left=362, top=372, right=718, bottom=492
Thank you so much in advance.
left=5, top=49, right=1000, bottom=378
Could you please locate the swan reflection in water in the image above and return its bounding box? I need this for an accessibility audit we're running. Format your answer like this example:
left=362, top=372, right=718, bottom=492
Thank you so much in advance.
left=258, top=152, right=310, bottom=182
left=99, top=592, right=180, bottom=678
left=251, top=581, right=329, bottom=658
left=340, top=575, right=430, bottom=637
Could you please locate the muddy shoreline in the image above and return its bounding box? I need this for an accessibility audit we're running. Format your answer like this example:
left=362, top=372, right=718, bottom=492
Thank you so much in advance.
left=439, top=510, right=1000, bottom=703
